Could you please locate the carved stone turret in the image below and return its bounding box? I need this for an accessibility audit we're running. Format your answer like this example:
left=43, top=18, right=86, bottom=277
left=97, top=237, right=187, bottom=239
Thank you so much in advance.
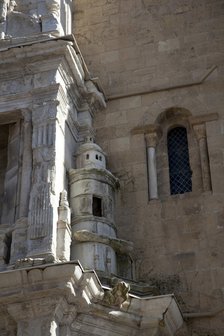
left=69, top=137, right=132, bottom=276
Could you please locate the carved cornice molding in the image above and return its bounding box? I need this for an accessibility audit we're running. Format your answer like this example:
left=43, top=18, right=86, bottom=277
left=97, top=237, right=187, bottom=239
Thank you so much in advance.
left=131, top=123, right=162, bottom=136
left=0, top=262, right=183, bottom=335
left=69, top=167, right=120, bottom=189
left=0, top=39, right=106, bottom=114
left=189, top=113, right=218, bottom=126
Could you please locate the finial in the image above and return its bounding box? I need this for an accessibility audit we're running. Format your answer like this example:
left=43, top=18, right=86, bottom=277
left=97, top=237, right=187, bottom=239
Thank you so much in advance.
left=59, top=190, right=69, bottom=207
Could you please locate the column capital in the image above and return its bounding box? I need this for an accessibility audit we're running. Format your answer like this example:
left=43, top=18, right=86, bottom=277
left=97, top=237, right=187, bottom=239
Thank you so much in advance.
left=193, top=123, right=206, bottom=141
left=145, top=131, right=159, bottom=148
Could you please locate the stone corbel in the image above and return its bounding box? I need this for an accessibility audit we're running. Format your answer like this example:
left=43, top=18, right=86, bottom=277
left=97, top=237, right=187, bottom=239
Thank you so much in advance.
left=84, top=80, right=107, bottom=112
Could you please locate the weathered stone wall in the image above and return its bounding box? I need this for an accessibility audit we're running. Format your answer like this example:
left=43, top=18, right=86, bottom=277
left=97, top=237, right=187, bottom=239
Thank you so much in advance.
left=74, top=1, right=224, bottom=335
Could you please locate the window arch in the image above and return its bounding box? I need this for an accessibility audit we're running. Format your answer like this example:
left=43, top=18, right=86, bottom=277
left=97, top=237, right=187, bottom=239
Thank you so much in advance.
left=167, top=127, right=192, bottom=195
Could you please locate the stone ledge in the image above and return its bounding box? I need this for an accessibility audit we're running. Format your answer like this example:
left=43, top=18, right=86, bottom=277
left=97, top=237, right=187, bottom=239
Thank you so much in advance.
left=0, top=262, right=183, bottom=335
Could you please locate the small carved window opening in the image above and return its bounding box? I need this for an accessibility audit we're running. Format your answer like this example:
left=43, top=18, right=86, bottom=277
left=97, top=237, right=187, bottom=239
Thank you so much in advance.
left=99, top=156, right=102, bottom=161
left=167, top=127, right=192, bottom=195
left=4, top=232, right=12, bottom=264
left=92, top=196, right=102, bottom=217
left=86, top=154, right=89, bottom=160
left=95, top=154, right=98, bottom=160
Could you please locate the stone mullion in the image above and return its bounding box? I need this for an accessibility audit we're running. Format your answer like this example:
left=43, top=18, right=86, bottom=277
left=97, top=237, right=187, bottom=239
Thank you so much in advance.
left=145, top=132, right=159, bottom=200
left=193, top=123, right=211, bottom=192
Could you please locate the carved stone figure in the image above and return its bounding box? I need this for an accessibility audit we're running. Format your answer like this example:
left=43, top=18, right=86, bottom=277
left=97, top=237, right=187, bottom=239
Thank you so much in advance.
left=59, top=190, right=69, bottom=207
left=103, top=281, right=130, bottom=307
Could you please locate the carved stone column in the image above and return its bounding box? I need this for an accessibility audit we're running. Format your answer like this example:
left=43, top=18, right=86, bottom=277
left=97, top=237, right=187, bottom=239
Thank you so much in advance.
left=145, top=132, right=159, bottom=200
left=193, top=123, right=211, bottom=192
left=57, top=190, right=71, bottom=262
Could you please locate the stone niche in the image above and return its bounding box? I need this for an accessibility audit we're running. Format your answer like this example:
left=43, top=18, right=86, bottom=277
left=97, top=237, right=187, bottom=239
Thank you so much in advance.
left=0, top=112, right=25, bottom=270
left=0, top=120, right=21, bottom=225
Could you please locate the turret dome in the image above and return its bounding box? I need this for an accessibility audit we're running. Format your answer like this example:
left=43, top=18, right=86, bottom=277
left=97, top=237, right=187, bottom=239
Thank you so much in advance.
left=75, top=137, right=106, bottom=169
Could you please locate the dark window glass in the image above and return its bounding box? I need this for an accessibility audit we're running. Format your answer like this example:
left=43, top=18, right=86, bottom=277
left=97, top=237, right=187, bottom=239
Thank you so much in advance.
left=92, top=196, right=102, bottom=217
left=4, top=232, right=12, bottom=264
left=167, top=127, right=192, bottom=195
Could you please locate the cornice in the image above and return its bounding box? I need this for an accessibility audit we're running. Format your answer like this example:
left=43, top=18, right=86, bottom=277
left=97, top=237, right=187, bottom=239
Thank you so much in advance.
left=69, top=168, right=120, bottom=189
left=0, top=262, right=183, bottom=334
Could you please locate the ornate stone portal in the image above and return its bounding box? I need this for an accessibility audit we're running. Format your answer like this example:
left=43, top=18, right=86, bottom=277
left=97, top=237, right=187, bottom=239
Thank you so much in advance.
left=0, top=1, right=183, bottom=335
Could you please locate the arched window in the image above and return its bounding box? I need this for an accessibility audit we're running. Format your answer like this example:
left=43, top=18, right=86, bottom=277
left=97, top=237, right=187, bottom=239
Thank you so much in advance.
left=167, top=127, right=192, bottom=195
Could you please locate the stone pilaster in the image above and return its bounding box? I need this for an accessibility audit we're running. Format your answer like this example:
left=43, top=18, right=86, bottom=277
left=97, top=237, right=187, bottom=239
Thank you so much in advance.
left=27, top=101, right=59, bottom=262
left=18, top=110, right=32, bottom=218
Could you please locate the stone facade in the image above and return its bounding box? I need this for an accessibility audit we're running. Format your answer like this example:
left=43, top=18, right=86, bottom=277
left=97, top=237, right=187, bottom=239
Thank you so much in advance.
left=74, top=1, right=224, bottom=335
left=0, top=0, right=223, bottom=335
left=0, top=0, right=183, bottom=335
